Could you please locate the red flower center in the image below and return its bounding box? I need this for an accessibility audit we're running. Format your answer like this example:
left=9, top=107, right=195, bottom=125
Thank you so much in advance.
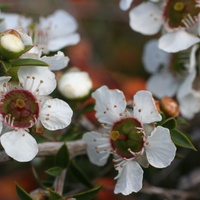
left=0, top=89, right=40, bottom=128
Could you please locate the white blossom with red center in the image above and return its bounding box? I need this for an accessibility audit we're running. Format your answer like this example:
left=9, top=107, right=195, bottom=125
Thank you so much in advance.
left=128, top=0, right=200, bottom=52
left=0, top=67, right=73, bottom=162
left=83, top=86, right=176, bottom=195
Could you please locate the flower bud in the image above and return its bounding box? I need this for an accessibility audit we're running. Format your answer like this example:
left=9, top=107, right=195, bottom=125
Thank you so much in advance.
left=160, top=96, right=179, bottom=117
left=58, top=69, right=93, bottom=99
left=0, top=29, right=25, bottom=59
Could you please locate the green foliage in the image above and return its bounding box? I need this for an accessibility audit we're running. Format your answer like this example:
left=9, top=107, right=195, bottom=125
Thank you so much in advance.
left=16, top=184, right=33, bottom=200
left=69, top=160, right=93, bottom=188
left=170, top=129, right=197, bottom=151
left=45, top=166, right=63, bottom=177
left=66, top=185, right=102, bottom=200
left=54, top=144, right=70, bottom=168
left=10, top=58, right=49, bottom=67
left=49, top=190, right=63, bottom=200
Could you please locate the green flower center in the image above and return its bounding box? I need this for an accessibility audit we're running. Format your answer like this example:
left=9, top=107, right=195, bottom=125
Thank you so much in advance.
left=110, top=118, right=144, bottom=158
left=163, top=0, right=200, bottom=29
left=0, top=89, right=39, bottom=128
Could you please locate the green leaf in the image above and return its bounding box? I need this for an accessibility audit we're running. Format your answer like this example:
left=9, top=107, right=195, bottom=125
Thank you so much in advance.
left=45, top=166, right=63, bottom=177
left=54, top=144, right=70, bottom=168
left=16, top=184, right=33, bottom=200
left=70, top=161, right=93, bottom=188
left=49, top=190, right=63, bottom=200
left=162, top=118, right=176, bottom=129
left=66, top=185, right=102, bottom=200
left=10, top=58, right=49, bottom=67
left=170, top=129, right=197, bottom=151
left=1, top=60, right=11, bottom=72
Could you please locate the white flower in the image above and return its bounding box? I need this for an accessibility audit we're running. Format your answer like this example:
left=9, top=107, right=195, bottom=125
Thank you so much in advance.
left=0, top=12, right=32, bottom=31
left=0, top=67, right=73, bottom=162
left=21, top=46, right=69, bottom=71
left=58, top=69, right=93, bottom=99
left=129, top=0, right=200, bottom=52
left=31, top=9, right=80, bottom=53
left=83, top=86, right=176, bottom=195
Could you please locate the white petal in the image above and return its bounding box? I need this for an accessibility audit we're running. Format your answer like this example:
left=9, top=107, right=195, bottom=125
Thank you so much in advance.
left=158, top=30, right=200, bottom=53
left=92, top=86, right=127, bottom=125
left=0, top=12, right=32, bottom=30
left=147, top=70, right=180, bottom=98
left=133, top=90, right=161, bottom=123
left=0, top=129, right=38, bottom=162
left=47, top=34, right=80, bottom=52
left=18, top=66, right=56, bottom=95
left=82, top=131, right=111, bottom=166
left=40, top=98, right=73, bottom=130
left=129, top=2, right=162, bottom=35
left=177, top=71, right=200, bottom=119
left=119, top=0, right=134, bottom=10
left=41, top=51, right=69, bottom=71
left=145, top=126, right=176, bottom=168
left=114, top=161, right=143, bottom=195
left=0, top=76, right=11, bottom=92
left=136, top=152, right=149, bottom=168
left=142, top=39, right=170, bottom=73
left=39, top=9, right=78, bottom=36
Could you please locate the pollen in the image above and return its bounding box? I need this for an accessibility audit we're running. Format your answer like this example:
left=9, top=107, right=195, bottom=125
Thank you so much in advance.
left=16, top=99, right=25, bottom=108
left=174, top=2, right=184, bottom=11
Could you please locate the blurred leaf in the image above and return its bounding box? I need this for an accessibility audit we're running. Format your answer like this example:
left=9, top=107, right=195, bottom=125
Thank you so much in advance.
left=170, top=129, right=197, bottom=151
left=54, top=144, right=70, bottom=168
left=162, top=118, right=176, bottom=129
left=16, top=184, right=33, bottom=200
left=70, top=160, right=93, bottom=188
left=176, top=117, right=188, bottom=125
left=49, top=190, right=63, bottom=200
left=67, top=185, right=102, bottom=200
left=45, top=166, right=63, bottom=177
left=21, top=45, right=34, bottom=54
left=1, top=60, right=11, bottom=72
left=10, top=58, right=49, bottom=67
left=80, top=102, right=95, bottom=115
left=0, top=3, right=12, bottom=10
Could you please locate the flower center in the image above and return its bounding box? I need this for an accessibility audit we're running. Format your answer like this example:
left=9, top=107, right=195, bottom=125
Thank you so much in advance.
left=163, top=0, right=200, bottom=29
left=110, top=118, right=144, bottom=158
left=0, top=89, right=40, bottom=128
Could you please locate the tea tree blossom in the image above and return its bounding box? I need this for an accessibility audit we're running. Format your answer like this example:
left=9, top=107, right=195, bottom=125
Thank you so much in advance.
left=0, top=67, right=73, bottom=162
left=21, top=46, right=69, bottom=71
left=128, top=0, right=200, bottom=52
left=58, top=69, right=93, bottom=99
left=30, top=9, right=80, bottom=54
left=83, top=86, right=176, bottom=195
left=0, top=12, right=32, bottom=32
left=0, top=9, right=80, bottom=54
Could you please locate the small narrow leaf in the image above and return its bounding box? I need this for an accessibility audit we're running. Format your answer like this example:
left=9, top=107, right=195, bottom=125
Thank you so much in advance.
left=170, top=129, right=197, bottom=151
left=54, top=144, right=70, bottom=168
left=66, top=185, right=102, bottom=200
left=70, top=161, right=93, bottom=188
left=11, top=58, right=49, bottom=67
left=162, top=118, right=176, bottom=129
left=16, top=184, right=33, bottom=200
left=49, top=190, right=63, bottom=200
left=45, top=166, right=63, bottom=177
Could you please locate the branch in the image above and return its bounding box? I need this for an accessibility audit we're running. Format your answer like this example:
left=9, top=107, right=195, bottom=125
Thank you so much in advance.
left=141, top=182, right=199, bottom=200
left=0, top=139, right=87, bottom=163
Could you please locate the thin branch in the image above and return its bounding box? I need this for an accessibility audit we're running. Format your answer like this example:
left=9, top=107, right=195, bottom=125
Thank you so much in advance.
left=141, top=182, right=199, bottom=200
left=0, top=139, right=87, bottom=163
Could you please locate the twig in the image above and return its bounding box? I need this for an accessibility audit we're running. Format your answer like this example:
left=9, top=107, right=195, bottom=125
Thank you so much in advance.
left=141, top=182, right=199, bottom=200
left=54, top=169, right=67, bottom=195
left=0, top=139, right=87, bottom=163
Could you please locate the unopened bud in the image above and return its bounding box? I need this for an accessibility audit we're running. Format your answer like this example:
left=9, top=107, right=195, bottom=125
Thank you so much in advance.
left=160, top=96, right=179, bottom=117
left=0, top=29, right=25, bottom=59
left=58, top=69, right=93, bottom=99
